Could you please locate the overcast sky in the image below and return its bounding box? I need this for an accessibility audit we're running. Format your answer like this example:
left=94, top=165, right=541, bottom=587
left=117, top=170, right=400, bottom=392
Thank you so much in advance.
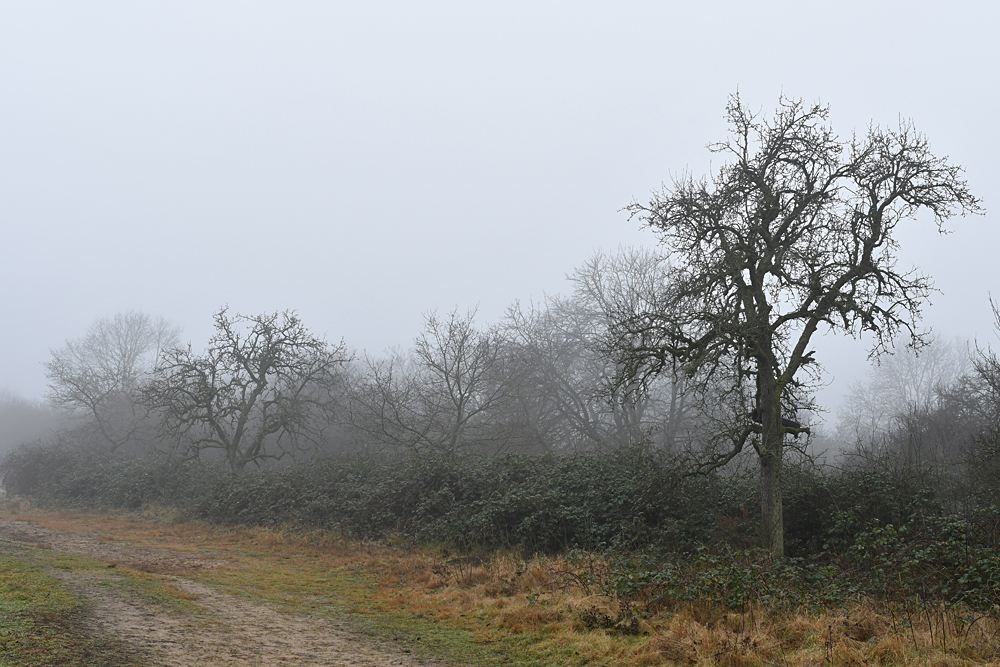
left=1, top=1, right=996, bottom=414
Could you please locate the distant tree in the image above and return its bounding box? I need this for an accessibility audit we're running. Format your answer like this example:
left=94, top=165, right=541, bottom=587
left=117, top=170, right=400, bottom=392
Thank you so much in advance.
left=505, top=248, right=693, bottom=451
left=45, top=311, right=180, bottom=451
left=142, top=308, right=348, bottom=470
left=572, top=248, right=702, bottom=451
left=610, top=94, right=982, bottom=555
left=838, top=335, right=971, bottom=452
left=349, top=308, right=510, bottom=458
left=506, top=297, right=628, bottom=450
left=965, top=300, right=1000, bottom=501
left=972, top=301, right=1000, bottom=410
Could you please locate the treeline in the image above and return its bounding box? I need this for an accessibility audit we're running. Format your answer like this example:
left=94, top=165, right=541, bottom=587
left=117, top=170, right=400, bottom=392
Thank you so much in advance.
left=835, top=327, right=1000, bottom=511
left=18, top=249, right=731, bottom=469
left=12, top=249, right=1000, bottom=480
left=3, top=249, right=1000, bottom=558
left=3, top=289, right=1000, bottom=551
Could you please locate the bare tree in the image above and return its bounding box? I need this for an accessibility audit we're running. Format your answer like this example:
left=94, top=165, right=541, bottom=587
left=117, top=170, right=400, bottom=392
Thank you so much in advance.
left=504, top=248, right=693, bottom=451
left=142, top=308, right=349, bottom=470
left=45, top=311, right=180, bottom=451
left=349, top=308, right=511, bottom=458
left=506, top=298, right=625, bottom=450
left=838, top=334, right=971, bottom=446
left=612, top=94, right=982, bottom=555
left=571, top=248, right=694, bottom=450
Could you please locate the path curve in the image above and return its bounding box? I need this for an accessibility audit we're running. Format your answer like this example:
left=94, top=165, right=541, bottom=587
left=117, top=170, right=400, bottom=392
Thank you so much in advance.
left=0, top=519, right=439, bottom=667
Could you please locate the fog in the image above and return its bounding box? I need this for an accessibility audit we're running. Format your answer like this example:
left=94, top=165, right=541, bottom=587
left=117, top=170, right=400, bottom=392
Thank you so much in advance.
left=1, top=1, right=996, bottom=425
left=0, top=391, right=58, bottom=454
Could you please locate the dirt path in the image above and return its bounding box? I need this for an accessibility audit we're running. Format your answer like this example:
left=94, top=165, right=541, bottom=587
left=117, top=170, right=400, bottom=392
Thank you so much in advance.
left=0, top=519, right=439, bottom=666
left=0, top=518, right=215, bottom=574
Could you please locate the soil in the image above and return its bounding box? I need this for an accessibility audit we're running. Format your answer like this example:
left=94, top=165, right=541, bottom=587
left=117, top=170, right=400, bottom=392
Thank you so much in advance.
left=0, top=519, right=440, bottom=666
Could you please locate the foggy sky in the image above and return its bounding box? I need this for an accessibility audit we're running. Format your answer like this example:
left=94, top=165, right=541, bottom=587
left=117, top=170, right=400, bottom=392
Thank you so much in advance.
left=1, top=1, right=996, bottom=414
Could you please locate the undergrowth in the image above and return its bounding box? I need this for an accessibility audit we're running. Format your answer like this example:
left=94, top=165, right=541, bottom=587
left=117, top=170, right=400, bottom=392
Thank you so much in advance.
left=0, top=445, right=759, bottom=553
left=8, top=506, right=1000, bottom=666
left=6, top=443, right=1000, bottom=663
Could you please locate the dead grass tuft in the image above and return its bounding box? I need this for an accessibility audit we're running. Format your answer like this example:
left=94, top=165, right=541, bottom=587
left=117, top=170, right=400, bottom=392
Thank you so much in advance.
left=833, top=606, right=887, bottom=643
left=455, top=565, right=491, bottom=587
left=714, top=654, right=766, bottom=667
left=646, top=633, right=697, bottom=665
left=929, top=658, right=969, bottom=667
left=777, top=617, right=816, bottom=650
left=496, top=602, right=563, bottom=633
left=678, top=599, right=726, bottom=628
left=830, top=641, right=871, bottom=665
left=871, top=635, right=908, bottom=665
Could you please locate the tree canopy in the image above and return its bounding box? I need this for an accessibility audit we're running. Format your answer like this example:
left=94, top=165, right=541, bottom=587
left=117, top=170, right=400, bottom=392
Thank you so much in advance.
left=45, top=311, right=180, bottom=451
left=143, top=308, right=348, bottom=470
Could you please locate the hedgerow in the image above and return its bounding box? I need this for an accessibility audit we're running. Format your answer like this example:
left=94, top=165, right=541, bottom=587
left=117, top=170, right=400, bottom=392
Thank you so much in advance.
left=0, top=445, right=758, bottom=553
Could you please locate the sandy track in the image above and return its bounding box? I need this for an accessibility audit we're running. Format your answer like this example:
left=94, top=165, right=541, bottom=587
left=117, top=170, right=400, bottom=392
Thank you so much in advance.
left=0, top=518, right=215, bottom=574
left=0, top=519, right=439, bottom=667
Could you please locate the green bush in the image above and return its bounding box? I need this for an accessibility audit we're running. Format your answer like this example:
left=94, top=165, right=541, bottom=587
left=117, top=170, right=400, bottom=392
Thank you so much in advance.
left=843, top=512, right=1000, bottom=611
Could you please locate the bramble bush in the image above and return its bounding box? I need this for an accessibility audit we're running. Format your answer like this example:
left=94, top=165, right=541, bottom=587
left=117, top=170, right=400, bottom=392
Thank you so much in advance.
left=0, top=444, right=756, bottom=553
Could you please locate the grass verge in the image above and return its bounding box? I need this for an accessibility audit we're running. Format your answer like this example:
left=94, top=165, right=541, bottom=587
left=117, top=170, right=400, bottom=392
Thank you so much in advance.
left=0, top=551, right=146, bottom=667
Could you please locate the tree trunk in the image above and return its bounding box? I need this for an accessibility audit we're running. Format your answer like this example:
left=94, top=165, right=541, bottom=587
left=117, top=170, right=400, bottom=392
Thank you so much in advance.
left=756, top=357, right=785, bottom=557
left=759, top=445, right=784, bottom=557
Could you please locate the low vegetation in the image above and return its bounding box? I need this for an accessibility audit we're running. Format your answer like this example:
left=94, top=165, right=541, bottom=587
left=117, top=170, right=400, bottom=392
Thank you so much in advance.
left=4, top=499, right=1000, bottom=666
left=5, top=441, right=1000, bottom=664
left=0, top=545, right=147, bottom=666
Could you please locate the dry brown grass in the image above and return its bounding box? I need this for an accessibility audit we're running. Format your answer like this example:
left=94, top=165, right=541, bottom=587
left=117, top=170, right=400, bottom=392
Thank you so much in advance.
left=5, top=501, right=1000, bottom=665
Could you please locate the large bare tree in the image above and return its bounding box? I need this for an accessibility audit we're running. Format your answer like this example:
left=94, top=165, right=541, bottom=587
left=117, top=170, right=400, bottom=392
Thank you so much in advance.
left=611, top=94, right=982, bottom=555
left=45, top=311, right=180, bottom=451
left=143, top=308, right=348, bottom=470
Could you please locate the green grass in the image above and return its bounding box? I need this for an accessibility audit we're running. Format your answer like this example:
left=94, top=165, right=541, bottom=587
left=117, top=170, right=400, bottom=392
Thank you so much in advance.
left=0, top=552, right=145, bottom=667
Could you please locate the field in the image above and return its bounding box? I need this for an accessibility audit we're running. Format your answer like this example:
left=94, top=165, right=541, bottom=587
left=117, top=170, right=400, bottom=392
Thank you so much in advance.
left=2, top=500, right=999, bottom=666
